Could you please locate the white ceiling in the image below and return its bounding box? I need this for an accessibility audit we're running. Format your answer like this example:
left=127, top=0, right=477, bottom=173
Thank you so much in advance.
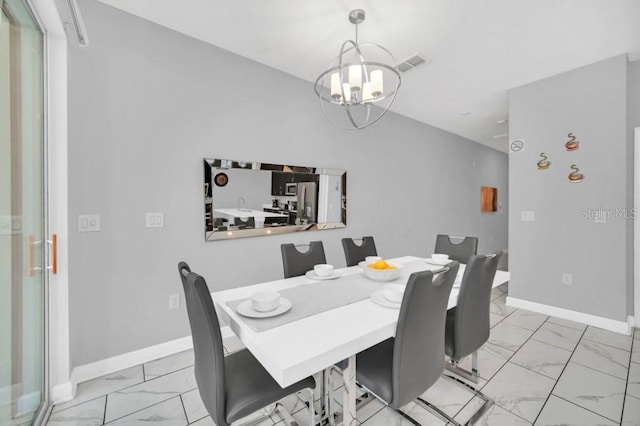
left=95, top=0, right=640, bottom=152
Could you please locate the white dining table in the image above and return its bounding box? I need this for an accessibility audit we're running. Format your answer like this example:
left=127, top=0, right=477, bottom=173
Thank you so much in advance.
left=212, top=256, right=510, bottom=426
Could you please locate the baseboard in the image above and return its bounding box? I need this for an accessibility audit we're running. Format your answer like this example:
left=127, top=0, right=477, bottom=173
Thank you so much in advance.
left=506, top=297, right=632, bottom=335
left=16, top=391, right=41, bottom=417
left=69, top=326, right=234, bottom=389
left=51, top=382, right=74, bottom=405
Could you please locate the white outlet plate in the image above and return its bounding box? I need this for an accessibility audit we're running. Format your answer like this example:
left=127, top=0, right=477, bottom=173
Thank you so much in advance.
left=521, top=211, right=535, bottom=221
left=169, top=293, right=180, bottom=309
left=146, top=213, right=164, bottom=228
left=562, top=273, right=572, bottom=286
left=78, top=215, right=101, bottom=232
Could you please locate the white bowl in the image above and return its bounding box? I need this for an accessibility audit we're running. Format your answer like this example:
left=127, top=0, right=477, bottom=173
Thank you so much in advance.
left=365, top=256, right=382, bottom=264
left=431, top=254, right=450, bottom=263
left=361, top=262, right=404, bottom=282
left=383, top=284, right=405, bottom=303
left=251, top=291, right=281, bottom=312
left=314, top=264, right=334, bottom=277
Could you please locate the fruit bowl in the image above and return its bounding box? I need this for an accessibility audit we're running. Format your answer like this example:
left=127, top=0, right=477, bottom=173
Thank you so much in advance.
left=359, top=260, right=404, bottom=282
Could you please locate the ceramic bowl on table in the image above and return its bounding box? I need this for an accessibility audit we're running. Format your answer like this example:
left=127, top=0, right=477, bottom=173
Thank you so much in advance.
left=360, top=261, right=404, bottom=282
left=383, top=284, right=405, bottom=303
left=251, top=291, right=281, bottom=312
left=314, top=264, right=334, bottom=277
left=431, top=254, right=450, bottom=264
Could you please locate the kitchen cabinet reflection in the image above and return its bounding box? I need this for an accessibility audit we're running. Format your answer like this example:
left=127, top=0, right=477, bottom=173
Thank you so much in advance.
left=204, top=158, right=346, bottom=241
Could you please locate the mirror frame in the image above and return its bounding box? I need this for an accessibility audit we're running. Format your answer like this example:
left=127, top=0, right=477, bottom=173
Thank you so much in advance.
left=204, top=158, right=347, bottom=241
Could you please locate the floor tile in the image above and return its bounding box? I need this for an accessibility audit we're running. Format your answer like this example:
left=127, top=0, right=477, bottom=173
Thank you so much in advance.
left=510, top=339, right=572, bottom=380
left=490, top=313, right=506, bottom=328
left=583, top=326, right=633, bottom=352
left=488, top=321, right=534, bottom=351
left=534, top=395, right=617, bottom=425
left=571, top=339, right=630, bottom=380
left=632, top=349, right=640, bottom=365
left=144, top=350, right=194, bottom=381
left=481, top=362, right=554, bottom=422
left=360, top=405, right=415, bottom=425
left=398, top=402, right=447, bottom=425
left=417, top=376, right=475, bottom=418
left=627, top=361, right=640, bottom=400
left=552, top=362, right=625, bottom=423
left=104, top=366, right=197, bottom=423
left=546, top=317, right=587, bottom=332
left=190, top=417, right=215, bottom=426
left=531, top=322, right=583, bottom=351
left=622, top=395, right=640, bottom=426
left=105, top=396, right=187, bottom=425
left=490, top=294, right=517, bottom=317
left=180, top=388, right=207, bottom=423
left=47, top=396, right=106, bottom=426
left=354, top=397, right=385, bottom=424
left=455, top=395, right=530, bottom=425
left=502, top=309, right=548, bottom=332
left=53, top=366, right=144, bottom=413
left=453, top=341, right=514, bottom=381
left=223, top=336, right=246, bottom=354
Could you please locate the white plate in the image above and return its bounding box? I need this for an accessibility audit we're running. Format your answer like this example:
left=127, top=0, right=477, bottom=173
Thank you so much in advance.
left=371, top=290, right=401, bottom=309
left=236, top=298, right=292, bottom=318
left=425, top=258, right=450, bottom=266
left=305, top=270, right=341, bottom=280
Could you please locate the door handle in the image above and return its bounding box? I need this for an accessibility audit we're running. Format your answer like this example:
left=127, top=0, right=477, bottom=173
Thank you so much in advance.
left=28, top=235, right=43, bottom=277
left=46, top=234, right=57, bottom=274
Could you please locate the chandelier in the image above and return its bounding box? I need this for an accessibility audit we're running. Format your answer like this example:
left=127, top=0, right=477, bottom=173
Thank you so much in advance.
left=314, top=9, right=401, bottom=130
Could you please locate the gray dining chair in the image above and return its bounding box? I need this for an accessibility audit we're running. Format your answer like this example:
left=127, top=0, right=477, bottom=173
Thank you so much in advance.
left=441, top=251, right=502, bottom=424
left=353, top=263, right=460, bottom=425
left=434, top=234, right=478, bottom=264
left=178, top=262, right=316, bottom=426
left=341, top=236, right=378, bottom=267
left=281, top=241, right=327, bottom=278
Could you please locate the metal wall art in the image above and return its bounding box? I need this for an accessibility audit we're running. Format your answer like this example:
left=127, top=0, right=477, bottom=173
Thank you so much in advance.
left=565, top=133, right=580, bottom=151
left=568, top=164, right=584, bottom=183
left=537, top=152, right=551, bottom=170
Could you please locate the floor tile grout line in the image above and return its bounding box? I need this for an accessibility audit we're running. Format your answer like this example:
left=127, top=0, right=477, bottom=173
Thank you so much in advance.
left=102, top=394, right=185, bottom=424
left=620, top=332, right=638, bottom=424
left=549, top=394, right=623, bottom=424
left=102, top=394, right=108, bottom=426
left=178, top=393, right=190, bottom=424
left=531, top=323, right=590, bottom=425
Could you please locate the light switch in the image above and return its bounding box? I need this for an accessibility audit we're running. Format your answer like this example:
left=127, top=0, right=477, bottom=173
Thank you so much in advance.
left=521, top=211, right=535, bottom=222
left=146, top=213, right=164, bottom=228
left=78, top=215, right=101, bottom=232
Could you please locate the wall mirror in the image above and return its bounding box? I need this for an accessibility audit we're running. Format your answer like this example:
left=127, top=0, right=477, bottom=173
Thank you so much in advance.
left=204, top=158, right=347, bottom=241
left=480, top=186, right=498, bottom=212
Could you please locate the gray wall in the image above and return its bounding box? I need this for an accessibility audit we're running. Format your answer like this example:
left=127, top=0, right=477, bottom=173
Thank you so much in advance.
left=68, top=0, right=508, bottom=367
left=629, top=60, right=640, bottom=313
left=508, top=55, right=631, bottom=321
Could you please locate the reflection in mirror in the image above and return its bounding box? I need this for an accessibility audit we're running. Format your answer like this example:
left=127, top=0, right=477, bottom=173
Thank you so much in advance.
left=204, top=158, right=346, bottom=240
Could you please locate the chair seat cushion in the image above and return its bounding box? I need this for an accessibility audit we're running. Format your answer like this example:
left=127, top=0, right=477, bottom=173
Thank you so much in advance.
left=224, top=349, right=315, bottom=424
left=355, top=338, right=394, bottom=405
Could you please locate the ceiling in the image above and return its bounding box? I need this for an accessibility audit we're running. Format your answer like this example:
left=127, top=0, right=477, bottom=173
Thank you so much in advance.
left=93, top=0, right=640, bottom=152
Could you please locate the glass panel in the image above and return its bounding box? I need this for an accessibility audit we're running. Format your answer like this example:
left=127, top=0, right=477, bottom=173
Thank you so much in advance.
left=0, top=0, right=45, bottom=424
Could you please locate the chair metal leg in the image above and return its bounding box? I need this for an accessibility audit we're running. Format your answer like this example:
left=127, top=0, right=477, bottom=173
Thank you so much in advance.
left=274, top=387, right=318, bottom=426
left=445, top=351, right=479, bottom=383
left=440, top=371, right=494, bottom=425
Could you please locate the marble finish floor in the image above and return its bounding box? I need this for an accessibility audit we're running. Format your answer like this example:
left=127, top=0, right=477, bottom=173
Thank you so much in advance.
left=47, top=284, right=640, bottom=425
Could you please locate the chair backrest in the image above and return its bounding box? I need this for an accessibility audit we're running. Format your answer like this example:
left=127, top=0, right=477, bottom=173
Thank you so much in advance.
left=434, top=234, right=478, bottom=264
left=341, top=236, right=378, bottom=267
left=450, top=252, right=502, bottom=361
left=390, top=262, right=459, bottom=409
left=178, top=262, right=228, bottom=426
left=280, top=241, right=327, bottom=278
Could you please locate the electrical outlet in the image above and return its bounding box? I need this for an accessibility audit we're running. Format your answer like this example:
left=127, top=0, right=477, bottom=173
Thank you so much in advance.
left=562, top=273, right=572, bottom=286
left=146, top=212, right=164, bottom=228
left=169, top=293, right=180, bottom=309
left=521, top=211, right=535, bottom=222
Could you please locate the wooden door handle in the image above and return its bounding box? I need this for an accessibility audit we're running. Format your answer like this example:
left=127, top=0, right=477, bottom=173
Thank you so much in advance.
left=47, top=234, right=57, bottom=274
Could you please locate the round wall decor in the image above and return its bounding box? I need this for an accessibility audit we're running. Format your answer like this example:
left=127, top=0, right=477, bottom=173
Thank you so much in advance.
left=214, top=173, right=228, bottom=187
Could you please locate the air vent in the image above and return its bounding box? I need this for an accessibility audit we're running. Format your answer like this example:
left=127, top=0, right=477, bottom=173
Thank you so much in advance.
left=396, top=54, right=427, bottom=73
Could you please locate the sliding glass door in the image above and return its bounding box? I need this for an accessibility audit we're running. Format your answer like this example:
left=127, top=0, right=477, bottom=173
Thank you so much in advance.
left=0, top=0, right=47, bottom=424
